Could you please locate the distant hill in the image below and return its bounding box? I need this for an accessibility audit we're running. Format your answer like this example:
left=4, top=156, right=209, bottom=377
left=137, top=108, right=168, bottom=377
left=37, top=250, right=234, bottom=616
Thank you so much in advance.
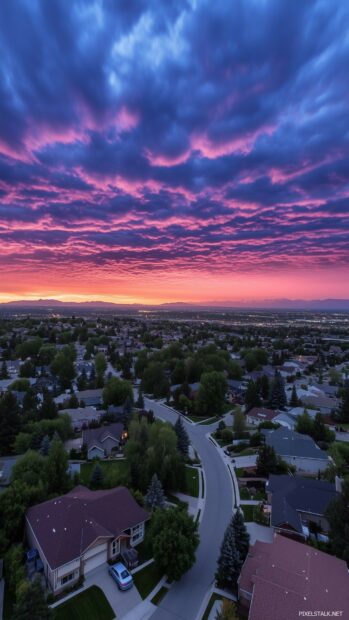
left=1, top=298, right=349, bottom=311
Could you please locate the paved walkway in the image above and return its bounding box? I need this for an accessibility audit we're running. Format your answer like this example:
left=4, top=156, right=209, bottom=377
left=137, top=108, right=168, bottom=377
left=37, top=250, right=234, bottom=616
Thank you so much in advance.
left=246, top=523, right=274, bottom=544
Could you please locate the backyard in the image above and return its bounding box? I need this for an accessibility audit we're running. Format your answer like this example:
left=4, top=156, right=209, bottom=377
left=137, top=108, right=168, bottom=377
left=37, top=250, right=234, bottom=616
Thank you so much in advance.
left=80, top=459, right=128, bottom=486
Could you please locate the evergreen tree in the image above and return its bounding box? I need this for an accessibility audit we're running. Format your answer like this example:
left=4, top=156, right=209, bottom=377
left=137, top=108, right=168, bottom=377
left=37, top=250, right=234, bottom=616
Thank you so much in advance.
left=216, top=519, right=241, bottom=589
left=245, top=380, right=261, bottom=411
left=13, top=577, right=52, bottom=620
left=289, top=384, right=299, bottom=407
left=145, top=473, right=165, bottom=510
left=256, top=444, right=279, bottom=476
left=232, top=509, right=250, bottom=563
left=90, top=463, right=104, bottom=489
left=40, top=391, right=57, bottom=420
left=1, top=360, right=8, bottom=379
left=137, top=388, right=144, bottom=409
left=233, top=409, right=246, bottom=434
left=338, top=387, right=349, bottom=423
left=269, top=371, right=287, bottom=409
left=122, top=395, right=133, bottom=424
left=39, top=435, right=50, bottom=456
left=174, top=415, right=190, bottom=457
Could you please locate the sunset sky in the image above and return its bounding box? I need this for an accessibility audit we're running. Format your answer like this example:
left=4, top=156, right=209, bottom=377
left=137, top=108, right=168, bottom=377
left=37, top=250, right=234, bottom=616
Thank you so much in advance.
left=0, top=0, right=348, bottom=305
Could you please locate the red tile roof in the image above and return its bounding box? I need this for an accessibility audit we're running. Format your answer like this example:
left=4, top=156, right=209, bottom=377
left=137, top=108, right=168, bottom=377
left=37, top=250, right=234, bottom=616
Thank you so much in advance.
left=26, top=485, right=149, bottom=569
left=239, top=534, right=349, bottom=620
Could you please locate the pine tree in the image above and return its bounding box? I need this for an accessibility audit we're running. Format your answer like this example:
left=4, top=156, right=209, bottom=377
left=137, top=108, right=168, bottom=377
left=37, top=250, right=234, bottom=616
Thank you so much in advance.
left=90, top=463, right=104, bottom=489
left=174, top=415, right=190, bottom=457
left=269, top=371, right=287, bottom=409
left=289, top=384, right=299, bottom=407
left=39, top=435, right=51, bottom=456
left=232, top=509, right=250, bottom=563
left=145, top=473, right=165, bottom=509
left=245, top=380, right=261, bottom=411
left=216, top=519, right=241, bottom=589
left=137, top=388, right=144, bottom=409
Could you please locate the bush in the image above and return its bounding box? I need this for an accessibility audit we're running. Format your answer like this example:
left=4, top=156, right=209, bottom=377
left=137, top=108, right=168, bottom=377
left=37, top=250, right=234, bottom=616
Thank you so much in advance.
left=221, top=429, right=233, bottom=443
left=250, top=432, right=262, bottom=447
left=232, top=431, right=250, bottom=440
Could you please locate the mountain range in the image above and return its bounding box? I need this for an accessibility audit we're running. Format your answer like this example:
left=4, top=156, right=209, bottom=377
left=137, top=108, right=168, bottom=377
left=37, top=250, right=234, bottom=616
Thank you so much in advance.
left=1, top=298, right=349, bottom=311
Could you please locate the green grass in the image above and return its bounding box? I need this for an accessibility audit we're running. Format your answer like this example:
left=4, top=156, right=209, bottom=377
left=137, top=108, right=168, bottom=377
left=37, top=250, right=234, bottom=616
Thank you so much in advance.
left=166, top=493, right=188, bottom=509
left=184, top=466, right=199, bottom=497
left=151, top=586, right=169, bottom=605
left=197, top=416, right=221, bottom=425
left=54, top=586, right=115, bottom=620
left=80, top=459, right=128, bottom=486
left=133, top=561, right=163, bottom=599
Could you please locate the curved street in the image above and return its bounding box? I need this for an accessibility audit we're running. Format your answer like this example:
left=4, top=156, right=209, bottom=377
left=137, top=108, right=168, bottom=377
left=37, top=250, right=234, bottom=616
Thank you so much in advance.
left=144, top=397, right=234, bottom=620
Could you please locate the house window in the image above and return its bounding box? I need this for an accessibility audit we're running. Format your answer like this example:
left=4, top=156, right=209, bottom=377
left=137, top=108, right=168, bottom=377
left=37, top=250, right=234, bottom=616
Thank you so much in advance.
left=131, top=524, right=143, bottom=542
left=61, top=572, right=74, bottom=585
left=112, top=539, right=119, bottom=555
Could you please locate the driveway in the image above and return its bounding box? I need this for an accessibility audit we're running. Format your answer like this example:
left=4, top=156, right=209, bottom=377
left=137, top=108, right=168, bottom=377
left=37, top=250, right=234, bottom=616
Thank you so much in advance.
left=246, top=523, right=274, bottom=545
left=143, top=398, right=234, bottom=620
left=84, top=564, right=142, bottom=618
left=232, top=454, right=257, bottom=468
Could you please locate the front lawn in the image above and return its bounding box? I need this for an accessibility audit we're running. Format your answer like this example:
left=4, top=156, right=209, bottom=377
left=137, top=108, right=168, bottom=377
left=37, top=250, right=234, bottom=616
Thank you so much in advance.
left=133, top=561, right=163, bottom=599
left=54, top=586, right=115, bottom=620
left=80, top=459, right=128, bottom=487
left=183, top=466, right=199, bottom=497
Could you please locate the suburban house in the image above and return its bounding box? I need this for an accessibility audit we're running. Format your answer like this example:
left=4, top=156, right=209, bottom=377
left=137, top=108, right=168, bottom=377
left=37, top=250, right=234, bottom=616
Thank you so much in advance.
left=266, top=474, right=338, bottom=539
left=59, top=406, right=103, bottom=431
left=26, top=485, right=149, bottom=595
left=246, top=407, right=278, bottom=426
left=238, top=534, right=349, bottom=620
left=301, top=394, right=339, bottom=415
left=262, top=427, right=330, bottom=473
left=82, top=423, right=125, bottom=460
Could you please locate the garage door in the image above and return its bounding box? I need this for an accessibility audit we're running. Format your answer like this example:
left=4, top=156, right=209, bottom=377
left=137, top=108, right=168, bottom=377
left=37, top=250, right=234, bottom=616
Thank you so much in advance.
left=84, top=548, right=108, bottom=573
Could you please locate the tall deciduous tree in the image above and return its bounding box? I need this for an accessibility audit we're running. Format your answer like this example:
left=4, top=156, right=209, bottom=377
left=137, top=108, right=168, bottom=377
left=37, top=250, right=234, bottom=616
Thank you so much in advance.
left=151, top=507, right=199, bottom=580
left=45, top=437, right=70, bottom=495
left=13, top=577, right=53, bottom=620
left=103, top=376, right=133, bottom=407
left=197, top=371, right=227, bottom=416
left=0, top=391, right=21, bottom=455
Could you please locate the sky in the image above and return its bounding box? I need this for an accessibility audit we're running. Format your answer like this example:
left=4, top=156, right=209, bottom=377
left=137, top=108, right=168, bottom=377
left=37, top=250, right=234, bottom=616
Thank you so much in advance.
left=0, top=0, right=349, bottom=305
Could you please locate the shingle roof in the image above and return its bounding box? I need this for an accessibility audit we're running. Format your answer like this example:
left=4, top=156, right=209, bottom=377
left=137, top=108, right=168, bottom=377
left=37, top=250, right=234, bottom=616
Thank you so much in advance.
left=239, top=535, right=349, bottom=620
left=82, top=423, right=124, bottom=451
left=26, top=486, right=149, bottom=569
left=263, top=428, right=329, bottom=461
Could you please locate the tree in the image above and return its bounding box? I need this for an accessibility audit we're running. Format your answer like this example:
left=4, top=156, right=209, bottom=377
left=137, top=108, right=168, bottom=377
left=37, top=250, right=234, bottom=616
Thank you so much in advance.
left=95, top=353, right=107, bottom=387
left=269, top=371, right=287, bottom=409
left=39, top=435, right=51, bottom=456
left=0, top=391, right=21, bottom=455
left=45, top=437, right=69, bottom=494
left=245, top=380, right=261, bottom=411
left=136, top=388, right=144, bottom=409
left=142, top=362, right=169, bottom=398
left=326, top=478, right=349, bottom=563
left=216, top=518, right=241, bottom=589
left=4, top=544, right=26, bottom=598
left=197, top=371, right=227, bottom=416
left=145, top=474, right=165, bottom=510
left=151, top=507, right=199, bottom=580
left=256, top=444, right=283, bottom=476
left=289, top=384, right=299, bottom=407
left=174, top=415, right=190, bottom=457
left=50, top=348, right=76, bottom=390
left=338, top=387, right=349, bottom=423
left=40, top=392, right=57, bottom=420
left=233, top=409, right=246, bottom=434
left=13, top=577, right=52, bottom=620
left=19, top=360, right=36, bottom=378
left=90, top=463, right=104, bottom=489
left=232, top=509, right=250, bottom=563
left=1, top=360, right=8, bottom=379
left=103, top=376, right=133, bottom=408
left=11, top=451, right=46, bottom=488
left=295, top=409, right=313, bottom=436
left=216, top=600, right=240, bottom=620
left=122, top=395, right=133, bottom=424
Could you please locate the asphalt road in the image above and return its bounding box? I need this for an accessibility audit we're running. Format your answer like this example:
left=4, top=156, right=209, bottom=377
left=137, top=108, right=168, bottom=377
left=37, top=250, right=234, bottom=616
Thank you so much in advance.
left=144, top=398, right=234, bottom=620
